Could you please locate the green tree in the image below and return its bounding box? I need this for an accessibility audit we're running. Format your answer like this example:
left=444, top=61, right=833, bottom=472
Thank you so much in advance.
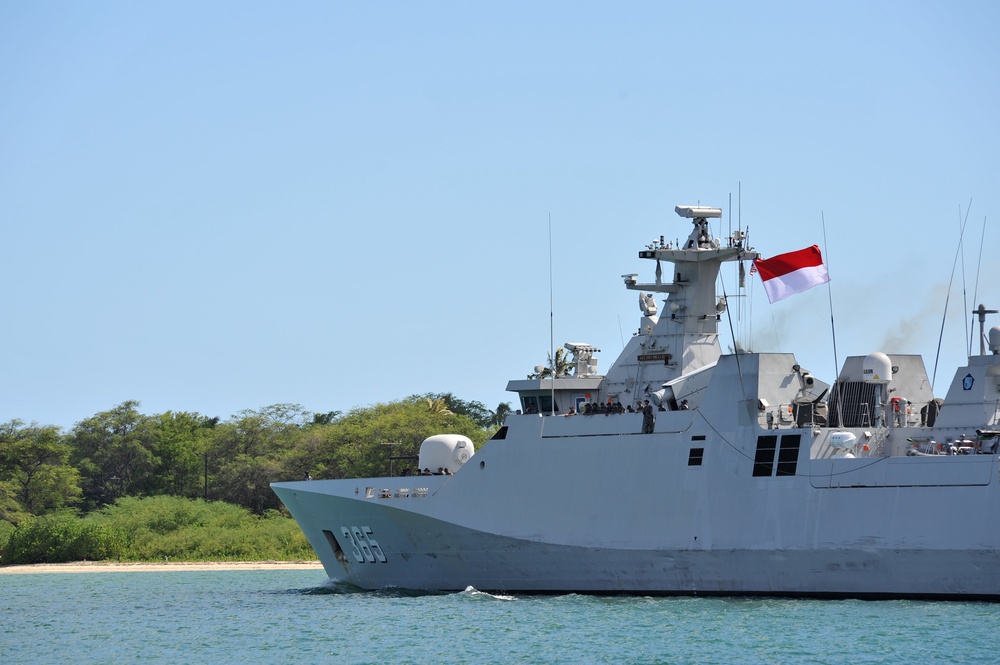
left=70, top=401, right=155, bottom=509
left=208, top=404, right=307, bottom=512
left=0, top=518, right=14, bottom=556
left=309, top=410, right=340, bottom=426
left=281, top=425, right=330, bottom=482
left=425, top=397, right=453, bottom=415
left=490, top=402, right=513, bottom=427
left=411, top=392, right=495, bottom=428
left=0, top=483, right=28, bottom=525
left=0, top=420, right=81, bottom=517
left=528, top=347, right=573, bottom=379
left=146, top=411, right=217, bottom=498
left=314, top=400, right=488, bottom=480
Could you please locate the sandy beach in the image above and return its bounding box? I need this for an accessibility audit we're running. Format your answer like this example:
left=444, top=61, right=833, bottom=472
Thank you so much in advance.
left=0, top=560, right=324, bottom=574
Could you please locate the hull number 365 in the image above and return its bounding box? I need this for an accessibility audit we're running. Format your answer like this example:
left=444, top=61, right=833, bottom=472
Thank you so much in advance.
left=341, top=526, right=387, bottom=563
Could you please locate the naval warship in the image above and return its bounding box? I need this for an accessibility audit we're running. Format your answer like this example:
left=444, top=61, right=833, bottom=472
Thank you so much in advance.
left=272, top=205, right=1000, bottom=598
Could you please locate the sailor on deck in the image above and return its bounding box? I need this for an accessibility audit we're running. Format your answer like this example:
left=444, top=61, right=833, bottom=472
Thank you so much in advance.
left=641, top=400, right=655, bottom=434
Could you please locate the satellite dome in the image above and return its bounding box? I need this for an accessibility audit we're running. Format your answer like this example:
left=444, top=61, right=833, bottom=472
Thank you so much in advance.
left=990, top=326, right=1000, bottom=354
left=862, top=352, right=892, bottom=384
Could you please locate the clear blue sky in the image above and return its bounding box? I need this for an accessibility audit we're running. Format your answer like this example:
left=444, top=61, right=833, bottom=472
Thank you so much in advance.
left=2, top=1, right=998, bottom=429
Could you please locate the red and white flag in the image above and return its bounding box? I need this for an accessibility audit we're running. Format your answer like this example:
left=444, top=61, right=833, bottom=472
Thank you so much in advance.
left=753, top=245, right=829, bottom=303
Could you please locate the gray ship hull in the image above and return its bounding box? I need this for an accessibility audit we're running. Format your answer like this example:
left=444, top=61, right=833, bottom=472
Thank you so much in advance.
left=272, top=394, right=1000, bottom=598
left=273, top=480, right=1000, bottom=597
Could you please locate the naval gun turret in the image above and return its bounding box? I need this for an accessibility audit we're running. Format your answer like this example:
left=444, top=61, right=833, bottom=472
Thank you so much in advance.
left=418, top=435, right=474, bottom=475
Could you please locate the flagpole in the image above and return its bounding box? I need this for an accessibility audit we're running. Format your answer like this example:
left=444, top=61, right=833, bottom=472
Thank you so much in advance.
left=719, top=255, right=748, bottom=405
left=548, top=212, right=555, bottom=416
left=821, top=212, right=844, bottom=428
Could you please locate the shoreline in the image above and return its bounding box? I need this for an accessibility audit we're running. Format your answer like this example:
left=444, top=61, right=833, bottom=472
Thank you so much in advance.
left=0, top=560, right=324, bottom=575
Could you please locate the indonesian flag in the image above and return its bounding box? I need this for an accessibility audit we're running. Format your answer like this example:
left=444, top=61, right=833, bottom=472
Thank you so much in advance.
left=753, top=245, right=829, bottom=303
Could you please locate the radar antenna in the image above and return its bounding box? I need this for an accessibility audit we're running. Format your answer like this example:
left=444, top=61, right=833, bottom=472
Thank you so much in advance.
left=973, top=304, right=998, bottom=356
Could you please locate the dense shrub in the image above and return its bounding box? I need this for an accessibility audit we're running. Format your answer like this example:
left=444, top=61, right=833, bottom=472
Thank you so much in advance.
left=0, top=519, right=15, bottom=560
left=0, top=497, right=315, bottom=565
left=3, top=511, right=125, bottom=564
left=91, top=496, right=314, bottom=561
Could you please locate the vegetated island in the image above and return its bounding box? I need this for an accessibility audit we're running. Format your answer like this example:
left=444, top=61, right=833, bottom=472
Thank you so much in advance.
left=1, top=395, right=503, bottom=569
left=0, top=560, right=324, bottom=574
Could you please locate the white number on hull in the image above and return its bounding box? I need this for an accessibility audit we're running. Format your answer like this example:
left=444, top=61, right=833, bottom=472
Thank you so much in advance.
left=340, top=526, right=387, bottom=563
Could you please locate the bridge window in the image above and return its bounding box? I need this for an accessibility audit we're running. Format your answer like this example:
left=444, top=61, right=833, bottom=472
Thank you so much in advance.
left=776, top=434, right=801, bottom=476
left=521, top=395, right=556, bottom=414
left=752, top=435, right=778, bottom=477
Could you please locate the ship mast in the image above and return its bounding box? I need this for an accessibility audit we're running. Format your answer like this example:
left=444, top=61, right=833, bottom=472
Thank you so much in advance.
left=602, top=205, right=758, bottom=401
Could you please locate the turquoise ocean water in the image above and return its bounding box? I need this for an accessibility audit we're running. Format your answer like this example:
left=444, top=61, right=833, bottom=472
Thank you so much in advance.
left=3, top=569, right=999, bottom=664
